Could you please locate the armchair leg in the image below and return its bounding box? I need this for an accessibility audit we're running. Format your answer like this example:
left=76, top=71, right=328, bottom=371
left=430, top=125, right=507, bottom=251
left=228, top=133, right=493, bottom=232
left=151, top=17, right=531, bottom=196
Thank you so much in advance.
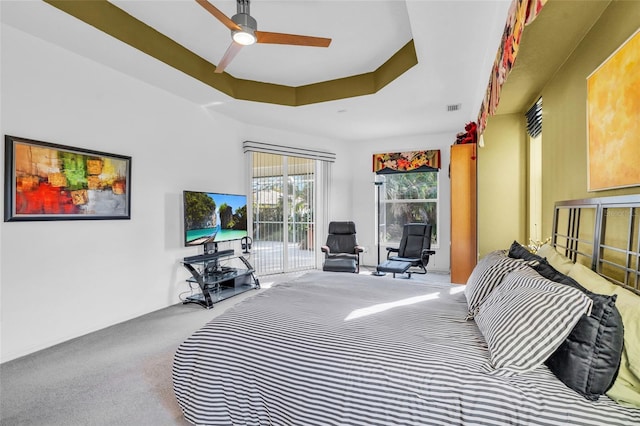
left=413, top=262, right=429, bottom=274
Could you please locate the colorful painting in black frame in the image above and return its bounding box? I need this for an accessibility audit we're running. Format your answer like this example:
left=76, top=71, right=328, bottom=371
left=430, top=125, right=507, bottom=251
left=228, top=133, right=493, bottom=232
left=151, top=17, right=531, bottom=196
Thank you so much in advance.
left=4, top=135, right=132, bottom=221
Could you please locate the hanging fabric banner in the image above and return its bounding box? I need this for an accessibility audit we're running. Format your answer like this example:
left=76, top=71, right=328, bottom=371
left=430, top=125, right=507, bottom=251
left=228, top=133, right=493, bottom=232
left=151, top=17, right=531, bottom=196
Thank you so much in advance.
left=372, top=150, right=441, bottom=174
left=476, top=0, right=547, bottom=135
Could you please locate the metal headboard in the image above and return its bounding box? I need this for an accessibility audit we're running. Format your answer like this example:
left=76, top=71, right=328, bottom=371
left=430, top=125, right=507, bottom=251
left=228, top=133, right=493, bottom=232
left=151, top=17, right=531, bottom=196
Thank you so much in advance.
left=552, top=195, right=640, bottom=296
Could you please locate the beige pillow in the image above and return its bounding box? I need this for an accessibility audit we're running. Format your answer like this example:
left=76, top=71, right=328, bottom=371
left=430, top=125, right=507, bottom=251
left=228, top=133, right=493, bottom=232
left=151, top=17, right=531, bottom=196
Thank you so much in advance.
left=536, top=244, right=574, bottom=274
left=568, top=262, right=640, bottom=408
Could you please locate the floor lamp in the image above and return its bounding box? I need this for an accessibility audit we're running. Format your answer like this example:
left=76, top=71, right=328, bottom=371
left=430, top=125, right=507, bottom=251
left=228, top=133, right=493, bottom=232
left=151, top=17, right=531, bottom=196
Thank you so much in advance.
left=371, top=179, right=386, bottom=276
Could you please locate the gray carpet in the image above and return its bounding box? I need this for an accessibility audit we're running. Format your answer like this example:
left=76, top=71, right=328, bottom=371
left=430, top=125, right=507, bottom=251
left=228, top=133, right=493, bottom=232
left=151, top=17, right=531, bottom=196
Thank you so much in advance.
left=0, top=269, right=451, bottom=426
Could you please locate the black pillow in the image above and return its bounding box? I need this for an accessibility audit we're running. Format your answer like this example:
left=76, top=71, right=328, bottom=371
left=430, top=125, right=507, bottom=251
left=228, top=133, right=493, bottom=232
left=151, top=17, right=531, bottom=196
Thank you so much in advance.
left=508, top=240, right=546, bottom=263
left=529, top=261, right=624, bottom=400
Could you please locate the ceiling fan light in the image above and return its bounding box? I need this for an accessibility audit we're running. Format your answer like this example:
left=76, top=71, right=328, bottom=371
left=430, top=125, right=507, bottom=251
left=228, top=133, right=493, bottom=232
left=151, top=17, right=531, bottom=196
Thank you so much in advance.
left=233, top=29, right=256, bottom=46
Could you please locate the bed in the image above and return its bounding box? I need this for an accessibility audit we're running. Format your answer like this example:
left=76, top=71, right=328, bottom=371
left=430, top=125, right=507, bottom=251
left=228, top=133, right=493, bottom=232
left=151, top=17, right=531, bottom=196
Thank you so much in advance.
left=173, top=195, right=640, bottom=425
left=551, top=195, right=640, bottom=296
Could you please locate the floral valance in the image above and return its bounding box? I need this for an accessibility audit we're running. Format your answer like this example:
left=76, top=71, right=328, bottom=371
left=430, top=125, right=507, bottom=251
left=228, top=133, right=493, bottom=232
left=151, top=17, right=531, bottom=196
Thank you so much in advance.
left=372, top=150, right=441, bottom=174
left=477, top=0, right=547, bottom=134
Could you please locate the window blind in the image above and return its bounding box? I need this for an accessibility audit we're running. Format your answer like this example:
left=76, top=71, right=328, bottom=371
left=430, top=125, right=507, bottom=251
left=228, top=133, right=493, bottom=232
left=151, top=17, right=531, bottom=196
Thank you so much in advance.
left=525, top=98, right=543, bottom=138
left=245, top=142, right=332, bottom=275
left=243, top=141, right=336, bottom=163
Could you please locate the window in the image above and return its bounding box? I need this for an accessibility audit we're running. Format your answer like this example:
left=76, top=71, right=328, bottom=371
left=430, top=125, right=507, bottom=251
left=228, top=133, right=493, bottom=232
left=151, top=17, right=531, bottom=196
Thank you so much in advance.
left=526, top=98, right=542, bottom=242
left=380, top=171, right=439, bottom=246
left=245, top=142, right=334, bottom=275
left=250, top=154, right=317, bottom=274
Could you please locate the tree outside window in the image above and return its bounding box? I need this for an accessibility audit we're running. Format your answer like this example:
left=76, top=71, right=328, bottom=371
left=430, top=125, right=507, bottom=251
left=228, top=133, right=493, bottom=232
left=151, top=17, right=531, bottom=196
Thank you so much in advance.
left=380, top=171, right=438, bottom=245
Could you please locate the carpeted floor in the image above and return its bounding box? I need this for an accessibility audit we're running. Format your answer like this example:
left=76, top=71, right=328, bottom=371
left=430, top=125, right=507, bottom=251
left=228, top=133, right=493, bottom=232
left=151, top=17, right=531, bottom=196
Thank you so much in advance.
left=0, top=268, right=451, bottom=426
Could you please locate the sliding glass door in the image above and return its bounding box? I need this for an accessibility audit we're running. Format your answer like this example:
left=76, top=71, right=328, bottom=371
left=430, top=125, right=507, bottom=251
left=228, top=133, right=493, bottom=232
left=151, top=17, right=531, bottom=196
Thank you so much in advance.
left=251, top=152, right=317, bottom=275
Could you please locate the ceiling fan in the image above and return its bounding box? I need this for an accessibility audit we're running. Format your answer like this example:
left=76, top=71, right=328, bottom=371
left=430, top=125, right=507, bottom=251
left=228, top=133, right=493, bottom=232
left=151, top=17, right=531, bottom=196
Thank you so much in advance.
left=196, top=0, right=332, bottom=74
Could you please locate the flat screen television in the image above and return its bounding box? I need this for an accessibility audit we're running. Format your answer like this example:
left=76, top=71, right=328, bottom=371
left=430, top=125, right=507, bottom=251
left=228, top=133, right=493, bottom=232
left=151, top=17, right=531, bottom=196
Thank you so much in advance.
left=183, top=190, right=248, bottom=249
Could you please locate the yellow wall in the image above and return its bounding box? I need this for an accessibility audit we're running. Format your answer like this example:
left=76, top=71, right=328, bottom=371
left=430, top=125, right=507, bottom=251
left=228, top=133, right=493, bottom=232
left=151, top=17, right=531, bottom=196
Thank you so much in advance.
left=479, top=1, right=640, bottom=254
left=539, top=0, right=640, bottom=235
left=477, top=113, right=527, bottom=257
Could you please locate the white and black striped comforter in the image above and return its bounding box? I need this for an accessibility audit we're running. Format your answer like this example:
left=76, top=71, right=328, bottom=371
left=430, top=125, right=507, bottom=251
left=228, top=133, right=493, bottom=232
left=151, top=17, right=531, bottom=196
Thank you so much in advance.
left=173, top=271, right=640, bottom=425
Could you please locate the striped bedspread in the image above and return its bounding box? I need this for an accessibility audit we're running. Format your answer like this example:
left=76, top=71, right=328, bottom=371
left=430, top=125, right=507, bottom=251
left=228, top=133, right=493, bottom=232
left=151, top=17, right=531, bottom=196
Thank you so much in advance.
left=173, top=271, right=640, bottom=425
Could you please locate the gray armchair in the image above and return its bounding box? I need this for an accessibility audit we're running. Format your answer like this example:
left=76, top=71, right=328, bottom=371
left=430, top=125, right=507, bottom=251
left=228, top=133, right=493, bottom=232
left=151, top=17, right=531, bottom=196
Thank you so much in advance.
left=321, top=221, right=364, bottom=273
left=386, top=223, right=435, bottom=274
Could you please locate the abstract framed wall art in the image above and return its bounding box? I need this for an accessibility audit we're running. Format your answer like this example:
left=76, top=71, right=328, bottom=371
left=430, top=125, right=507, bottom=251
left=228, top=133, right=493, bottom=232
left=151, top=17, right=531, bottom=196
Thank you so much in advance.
left=587, top=29, right=640, bottom=191
left=4, top=135, right=131, bottom=221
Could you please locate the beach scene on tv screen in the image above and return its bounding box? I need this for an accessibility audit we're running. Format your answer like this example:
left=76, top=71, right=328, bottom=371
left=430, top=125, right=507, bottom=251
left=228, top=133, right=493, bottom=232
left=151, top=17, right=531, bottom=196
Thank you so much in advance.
left=184, top=192, right=247, bottom=245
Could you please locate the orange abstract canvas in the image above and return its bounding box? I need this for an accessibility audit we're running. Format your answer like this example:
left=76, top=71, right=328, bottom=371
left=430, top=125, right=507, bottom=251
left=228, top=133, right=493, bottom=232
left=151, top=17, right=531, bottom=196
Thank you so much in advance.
left=587, top=30, right=640, bottom=191
left=4, top=135, right=131, bottom=221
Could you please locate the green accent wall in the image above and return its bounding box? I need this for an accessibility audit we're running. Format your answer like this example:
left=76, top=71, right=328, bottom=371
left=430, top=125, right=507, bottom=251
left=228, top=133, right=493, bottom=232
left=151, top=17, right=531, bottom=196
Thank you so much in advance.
left=44, top=0, right=418, bottom=106
left=538, top=1, right=640, bottom=236
left=479, top=0, right=640, bottom=255
left=478, top=113, right=527, bottom=257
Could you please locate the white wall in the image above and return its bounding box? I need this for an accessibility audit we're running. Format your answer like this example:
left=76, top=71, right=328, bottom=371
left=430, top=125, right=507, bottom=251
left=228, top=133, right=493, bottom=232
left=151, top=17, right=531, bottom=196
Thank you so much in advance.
left=0, top=25, right=345, bottom=362
left=1, top=21, right=456, bottom=362
left=348, top=134, right=454, bottom=273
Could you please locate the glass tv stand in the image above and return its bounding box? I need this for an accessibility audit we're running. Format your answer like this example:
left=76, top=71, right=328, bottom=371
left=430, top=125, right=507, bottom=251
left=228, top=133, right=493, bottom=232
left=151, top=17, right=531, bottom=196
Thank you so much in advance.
left=181, top=249, right=260, bottom=309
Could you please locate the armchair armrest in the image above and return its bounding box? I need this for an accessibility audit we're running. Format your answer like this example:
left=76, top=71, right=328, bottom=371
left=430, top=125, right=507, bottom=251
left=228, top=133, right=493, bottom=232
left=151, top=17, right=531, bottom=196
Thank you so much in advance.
left=421, top=249, right=436, bottom=258
left=386, top=246, right=399, bottom=259
left=355, top=245, right=365, bottom=253
left=321, top=245, right=330, bottom=254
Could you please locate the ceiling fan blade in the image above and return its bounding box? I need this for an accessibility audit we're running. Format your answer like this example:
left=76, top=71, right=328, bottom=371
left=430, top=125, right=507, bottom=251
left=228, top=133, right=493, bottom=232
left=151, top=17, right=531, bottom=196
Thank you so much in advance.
left=214, top=42, right=243, bottom=74
left=195, top=0, right=240, bottom=31
left=255, top=31, right=332, bottom=48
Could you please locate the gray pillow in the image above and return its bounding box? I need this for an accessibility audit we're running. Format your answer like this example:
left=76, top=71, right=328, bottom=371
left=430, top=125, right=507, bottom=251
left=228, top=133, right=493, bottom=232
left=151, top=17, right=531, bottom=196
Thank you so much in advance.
left=508, top=240, right=546, bottom=263
left=530, top=261, right=624, bottom=400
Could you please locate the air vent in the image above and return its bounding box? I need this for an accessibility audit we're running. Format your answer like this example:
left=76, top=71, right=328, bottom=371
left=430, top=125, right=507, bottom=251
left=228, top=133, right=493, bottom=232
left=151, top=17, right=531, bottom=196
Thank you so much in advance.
left=447, top=103, right=461, bottom=112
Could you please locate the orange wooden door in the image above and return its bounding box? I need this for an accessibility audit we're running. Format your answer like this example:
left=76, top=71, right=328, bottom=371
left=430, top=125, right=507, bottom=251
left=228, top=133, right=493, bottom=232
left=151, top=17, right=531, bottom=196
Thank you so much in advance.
left=450, top=144, right=477, bottom=284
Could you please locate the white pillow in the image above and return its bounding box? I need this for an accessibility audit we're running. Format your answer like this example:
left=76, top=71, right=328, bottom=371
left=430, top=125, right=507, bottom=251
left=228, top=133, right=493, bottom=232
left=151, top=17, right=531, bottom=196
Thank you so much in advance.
left=464, top=250, right=532, bottom=319
left=475, top=268, right=593, bottom=377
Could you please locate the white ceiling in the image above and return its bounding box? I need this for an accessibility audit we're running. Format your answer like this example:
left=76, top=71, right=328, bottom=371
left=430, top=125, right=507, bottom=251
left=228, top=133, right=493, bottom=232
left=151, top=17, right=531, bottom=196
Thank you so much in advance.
left=1, top=0, right=512, bottom=141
